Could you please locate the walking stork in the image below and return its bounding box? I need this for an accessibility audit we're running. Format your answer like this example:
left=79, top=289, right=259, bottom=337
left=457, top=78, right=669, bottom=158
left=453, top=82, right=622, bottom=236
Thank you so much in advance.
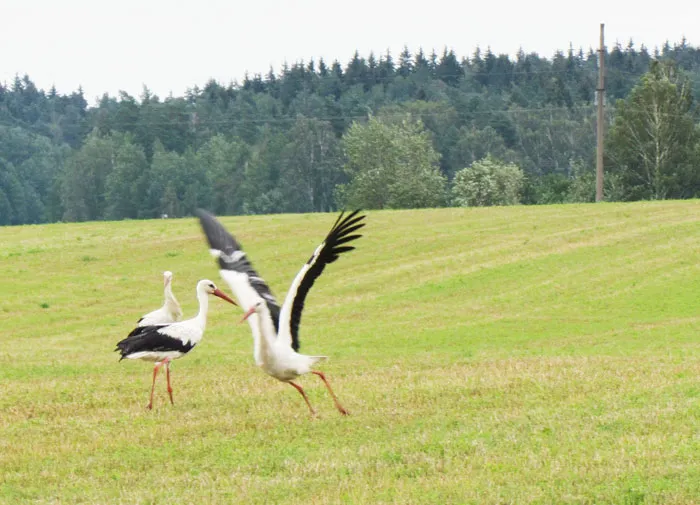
left=116, top=279, right=237, bottom=409
left=196, top=209, right=366, bottom=416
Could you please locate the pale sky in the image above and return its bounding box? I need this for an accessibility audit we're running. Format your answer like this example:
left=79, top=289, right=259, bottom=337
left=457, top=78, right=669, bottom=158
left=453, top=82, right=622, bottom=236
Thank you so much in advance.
left=2, top=0, right=698, bottom=105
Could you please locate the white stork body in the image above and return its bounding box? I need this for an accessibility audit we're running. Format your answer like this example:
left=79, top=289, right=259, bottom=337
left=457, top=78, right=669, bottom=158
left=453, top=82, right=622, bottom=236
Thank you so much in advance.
left=116, top=279, right=237, bottom=409
left=233, top=290, right=326, bottom=381
left=197, top=209, right=366, bottom=416
left=137, top=271, right=183, bottom=326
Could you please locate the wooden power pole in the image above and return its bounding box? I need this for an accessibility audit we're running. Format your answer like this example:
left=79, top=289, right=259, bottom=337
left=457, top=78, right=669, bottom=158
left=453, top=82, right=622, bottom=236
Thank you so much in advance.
left=596, top=23, right=605, bottom=202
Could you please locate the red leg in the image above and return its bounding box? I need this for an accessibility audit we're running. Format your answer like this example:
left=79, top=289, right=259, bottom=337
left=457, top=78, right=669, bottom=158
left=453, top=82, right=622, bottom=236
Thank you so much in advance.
left=147, top=361, right=165, bottom=410
left=289, top=381, right=316, bottom=417
left=312, top=371, right=349, bottom=416
left=164, top=358, right=174, bottom=405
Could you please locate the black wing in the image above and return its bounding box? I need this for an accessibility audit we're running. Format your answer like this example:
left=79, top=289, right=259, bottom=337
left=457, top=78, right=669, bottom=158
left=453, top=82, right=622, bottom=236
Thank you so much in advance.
left=115, top=325, right=194, bottom=360
left=195, top=209, right=281, bottom=331
left=278, top=210, right=366, bottom=351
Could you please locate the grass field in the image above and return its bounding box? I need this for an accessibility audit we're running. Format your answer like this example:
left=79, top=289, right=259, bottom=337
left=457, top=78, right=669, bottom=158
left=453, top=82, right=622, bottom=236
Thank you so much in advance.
left=1, top=201, right=699, bottom=504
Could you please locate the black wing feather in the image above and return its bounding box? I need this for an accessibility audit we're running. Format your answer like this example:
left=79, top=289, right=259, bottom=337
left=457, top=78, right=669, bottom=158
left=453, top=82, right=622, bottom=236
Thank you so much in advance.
left=195, top=209, right=281, bottom=331
left=334, top=234, right=363, bottom=246
left=289, top=210, right=366, bottom=350
left=115, top=325, right=194, bottom=360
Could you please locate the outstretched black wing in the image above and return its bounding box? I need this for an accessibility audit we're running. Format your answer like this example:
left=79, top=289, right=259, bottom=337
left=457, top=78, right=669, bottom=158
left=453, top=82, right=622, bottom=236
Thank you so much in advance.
left=195, top=209, right=281, bottom=331
left=277, top=210, right=366, bottom=351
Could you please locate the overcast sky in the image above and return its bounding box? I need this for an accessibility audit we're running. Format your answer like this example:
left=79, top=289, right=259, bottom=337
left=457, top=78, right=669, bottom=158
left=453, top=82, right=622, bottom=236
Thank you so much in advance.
left=2, top=0, right=698, bottom=105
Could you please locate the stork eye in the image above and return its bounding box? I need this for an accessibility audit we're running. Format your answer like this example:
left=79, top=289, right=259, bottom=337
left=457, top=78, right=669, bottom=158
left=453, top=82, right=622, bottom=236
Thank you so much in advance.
left=209, top=284, right=215, bottom=289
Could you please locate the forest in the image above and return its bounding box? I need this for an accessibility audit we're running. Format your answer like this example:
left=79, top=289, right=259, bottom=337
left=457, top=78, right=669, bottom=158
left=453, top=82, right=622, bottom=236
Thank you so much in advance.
left=1, top=39, right=700, bottom=225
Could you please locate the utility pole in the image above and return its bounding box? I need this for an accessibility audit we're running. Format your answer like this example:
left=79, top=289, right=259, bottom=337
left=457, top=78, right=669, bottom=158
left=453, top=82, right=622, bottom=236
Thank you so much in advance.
left=596, top=23, right=605, bottom=202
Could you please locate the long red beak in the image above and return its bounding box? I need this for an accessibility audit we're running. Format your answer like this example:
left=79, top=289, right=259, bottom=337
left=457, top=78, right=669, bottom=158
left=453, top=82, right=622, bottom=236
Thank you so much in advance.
left=213, top=289, right=237, bottom=306
left=240, top=306, right=256, bottom=323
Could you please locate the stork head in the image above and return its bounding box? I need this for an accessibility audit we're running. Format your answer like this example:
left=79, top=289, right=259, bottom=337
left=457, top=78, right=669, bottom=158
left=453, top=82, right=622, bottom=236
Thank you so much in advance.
left=197, top=279, right=237, bottom=306
left=240, top=299, right=265, bottom=323
left=163, top=271, right=173, bottom=287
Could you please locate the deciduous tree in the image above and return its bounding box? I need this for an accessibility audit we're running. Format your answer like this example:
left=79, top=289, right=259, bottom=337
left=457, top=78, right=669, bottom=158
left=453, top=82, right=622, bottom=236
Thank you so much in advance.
left=340, top=116, right=446, bottom=209
left=607, top=61, right=700, bottom=199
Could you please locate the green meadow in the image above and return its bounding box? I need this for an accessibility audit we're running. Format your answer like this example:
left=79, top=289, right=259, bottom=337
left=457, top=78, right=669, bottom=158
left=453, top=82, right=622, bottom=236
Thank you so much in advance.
left=1, top=201, right=699, bottom=504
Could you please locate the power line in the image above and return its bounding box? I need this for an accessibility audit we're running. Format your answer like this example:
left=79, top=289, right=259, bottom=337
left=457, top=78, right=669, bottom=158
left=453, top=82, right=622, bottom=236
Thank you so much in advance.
left=4, top=101, right=698, bottom=135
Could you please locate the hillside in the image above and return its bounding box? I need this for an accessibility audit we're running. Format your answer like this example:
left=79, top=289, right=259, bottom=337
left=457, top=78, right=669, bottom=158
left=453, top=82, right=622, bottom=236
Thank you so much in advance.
left=3, top=41, right=700, bottom=225
left=1, top=202, right=699, bottom=503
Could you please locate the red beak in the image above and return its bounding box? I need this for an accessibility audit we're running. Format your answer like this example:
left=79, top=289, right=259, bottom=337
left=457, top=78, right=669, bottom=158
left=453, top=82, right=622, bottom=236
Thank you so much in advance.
left=213, top=289, right=237, bottom=306
left=240, top=306, right=256, bottom=323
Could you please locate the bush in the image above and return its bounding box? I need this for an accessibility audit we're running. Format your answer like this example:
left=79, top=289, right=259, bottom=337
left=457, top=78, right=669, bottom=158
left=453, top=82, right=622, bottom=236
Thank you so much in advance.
left=452, top=155, right=524, bottom=207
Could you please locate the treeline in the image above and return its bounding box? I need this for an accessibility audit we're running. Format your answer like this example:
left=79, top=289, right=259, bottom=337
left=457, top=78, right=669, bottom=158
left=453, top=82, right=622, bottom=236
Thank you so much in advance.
left=2, top=40, right=700, bottom=225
